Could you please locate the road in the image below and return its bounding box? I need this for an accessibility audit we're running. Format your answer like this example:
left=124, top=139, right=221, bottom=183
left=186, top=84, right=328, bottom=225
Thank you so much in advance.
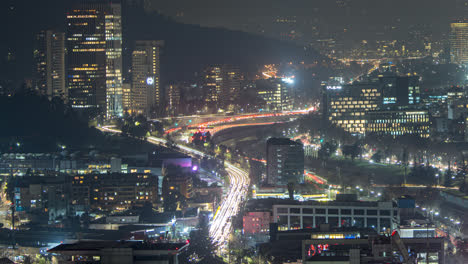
left=164, top=109, right=315, bottom=135
left=99, top=126, right=249, bottom=252
left=100, top=109, right=315, bottom=250
left=209, top=162, right=249, bottom=248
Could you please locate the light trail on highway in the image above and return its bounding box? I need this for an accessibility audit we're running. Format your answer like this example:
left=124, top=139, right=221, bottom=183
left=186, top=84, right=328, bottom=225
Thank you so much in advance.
left=99, top=108, right=316, bottom=252
left=99, top=125, right=249, bottom=253
left=207, top=121, right=281, bottom=137
left=164, top=108, right=315, bottom=135
left=209, top=162, right=249, bottom=249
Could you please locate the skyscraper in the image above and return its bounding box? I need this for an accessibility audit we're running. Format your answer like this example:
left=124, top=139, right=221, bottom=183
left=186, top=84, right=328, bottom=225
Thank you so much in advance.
left=46, top=31, right=66, bottom=101
left=166, top=83, right=181, bottom=116
left=66, top=2, right=123, bottom=117
left=122, top=82, right=132, bottom=114
left=203, top=65, right=241, bottom=110
left=450, top=21, right=468, bottom=65
left=33, top=31, right=47, bottom=95
left=257, top=78, right=293, bottom=112
left=221, top=65, right=241, bottom=109
left=34, top=30, right=66, bottom=100
left=104, top=3, right=124, bottom=117
left=322, top=82, right=381, bottom=135
left=131, top=40, right=163, bottom=117
left=203, top=66, right=222, bottom=107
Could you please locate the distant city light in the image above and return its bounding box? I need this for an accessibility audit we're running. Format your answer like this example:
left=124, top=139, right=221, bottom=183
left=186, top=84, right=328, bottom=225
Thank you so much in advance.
left=192, top=165, right=198, bottom=171
left=282, top=77, right=294, bottom=84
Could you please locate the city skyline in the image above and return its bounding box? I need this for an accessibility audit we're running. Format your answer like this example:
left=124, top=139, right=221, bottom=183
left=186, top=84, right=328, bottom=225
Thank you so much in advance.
left=0, top=0, right=467, bottom=263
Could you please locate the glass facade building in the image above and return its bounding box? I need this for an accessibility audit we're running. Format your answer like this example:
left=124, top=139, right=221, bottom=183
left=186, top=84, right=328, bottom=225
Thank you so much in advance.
left=66, top=3, right=123, bottom=117
left=257, top=78, right=293, bottom=112
left=450, top=21, right=468, bottom=64
left=323, top=75, right=429, bottom=137
left=324, top=83, right=381, bottom=134
left=273, top=201, right=398, bottom=232
left=131, top=40, right=164, bottom=117
left=366, top=111, right=430, bottom=138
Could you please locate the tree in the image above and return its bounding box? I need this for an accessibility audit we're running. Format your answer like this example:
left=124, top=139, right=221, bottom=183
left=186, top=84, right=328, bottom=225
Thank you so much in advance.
left=443, top=169, right=453, bottom=187
left=192, top=131, right=211, bottom=146
left=151, top=121, right=164, bottom=136
left=318, top=141, right=337, bottom=160
left=371, top=151, right=383, bottom=163
left=163, top=190, right=185, bottom=212
left=179, top=216, right=225, bottom=264
left=342, top=143, right=361, bottom=161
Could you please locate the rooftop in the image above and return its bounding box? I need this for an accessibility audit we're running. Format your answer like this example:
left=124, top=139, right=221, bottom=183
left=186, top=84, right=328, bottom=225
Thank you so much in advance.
left=48, top=240, right=188, bottom=253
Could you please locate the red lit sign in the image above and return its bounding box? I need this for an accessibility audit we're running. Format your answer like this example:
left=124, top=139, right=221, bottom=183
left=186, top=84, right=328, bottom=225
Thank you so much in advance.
left=307, top=244, right=329, bottom=256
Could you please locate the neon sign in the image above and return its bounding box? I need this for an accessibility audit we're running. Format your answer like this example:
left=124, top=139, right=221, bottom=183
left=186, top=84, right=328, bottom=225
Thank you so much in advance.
left=326, top=85, right=342, bottom=90
left=146, top=77, right=154, bottom=85
left=307, top=244, right=330, bottom=256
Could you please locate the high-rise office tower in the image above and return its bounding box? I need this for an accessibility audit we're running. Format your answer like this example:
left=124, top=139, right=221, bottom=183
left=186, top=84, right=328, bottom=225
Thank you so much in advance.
left=450, top=21, right=468, bottom=65
left=131, top=40, right=163, bottom=117
left=221, top=66, right=241, bottom=109
left=34, top=30, right=66, bottom=100
left=46, top=31, right=66, bottom=100
left=33, top=31, right=47, bottom=95
left=66, top=3, right=123, bottom=117
left=203, top=66, right=222, bottom=106
left=105, top=4, right=123, bottom=117
left=256, top=78, right=293, bottom=112
left=203, top=65, right=241, bottom=110
left=166, top=83, right=181, bottom=116
left=322, top=81, right=381, bottom=135
left=122, top=82, right=132, bottom=114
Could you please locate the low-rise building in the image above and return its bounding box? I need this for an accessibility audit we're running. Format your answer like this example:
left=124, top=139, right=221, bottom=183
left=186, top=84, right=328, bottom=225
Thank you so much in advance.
left=162, top=174, right=193, bottom=199
left=266, top=137, right=304, bottom=186
left=71, top=173, right=158, bottom=212
left=259, top=226, right=445, bottom=263
left=272, top=195, right=399, bottom=232
left=366, top=110, right=430, bottom=138
left=14, top=175, right=70, bottom=223
left=243, top=211, right=272, bottom=234
left=48, top=240, right=188, bottom=264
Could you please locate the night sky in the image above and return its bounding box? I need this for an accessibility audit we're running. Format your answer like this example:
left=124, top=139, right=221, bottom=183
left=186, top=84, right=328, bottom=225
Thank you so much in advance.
left=0, top=0, right=464, bottom=85
left=146, top=0, right=459, bottom=34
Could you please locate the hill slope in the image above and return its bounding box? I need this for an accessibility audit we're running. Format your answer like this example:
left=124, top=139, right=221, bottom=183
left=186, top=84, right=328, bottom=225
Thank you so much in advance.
left=122, top=5, right=324, bottom=82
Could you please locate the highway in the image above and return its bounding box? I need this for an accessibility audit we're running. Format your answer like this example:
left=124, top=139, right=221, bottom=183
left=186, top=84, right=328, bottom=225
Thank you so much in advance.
left=164, top=109, right=315, bottom=135
left=99, top=109, right=315, bottom=252
left=209, top=162, right=249, bottom=248
left=99, top=125, right=249, bottom=252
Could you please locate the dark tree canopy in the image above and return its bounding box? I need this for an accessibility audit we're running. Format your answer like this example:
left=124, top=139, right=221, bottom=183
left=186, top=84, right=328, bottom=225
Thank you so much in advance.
left=0, top=93, right=104, bottom=152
